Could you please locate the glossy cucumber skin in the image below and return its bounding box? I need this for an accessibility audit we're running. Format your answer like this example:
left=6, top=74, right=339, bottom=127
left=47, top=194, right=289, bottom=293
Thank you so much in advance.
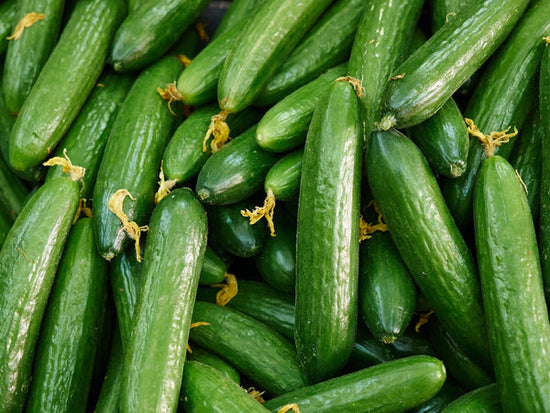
left=8, top=0, right=125, bottom=172
left=196, top=127, right=279, bottom=205
left=3, top=0, right=65, bottom=115
left=264, top=148, right=303, bottom=202
left=218, top=0, right=333, bottom=113
left=199, top=247, right=227, bottom=285
left=254, top=0, right=366, bottom=106
left=359, top=231, right=416, bottom=344
left=190, top=301, right=307, bottom=396
left=186, top=348, right=240, bottom=385
left=380, top=0, right=529, bottom=129
left=120, top=188, right=208, bottom=413
left=93, top=57, right=181, bottom=260
left=367, top=129, right=490, bottom=368
left=213, top=0, right=263, bottom=40
left=296, top=80, right=361, bottom=383
left=264, top=356, right=446, bottom=413
left=539, top=43, right=550, bottom=296
left=110, top=0, right=210, bottom=72
left=0, top=177, right=79, bottom=412
left=25, top=218, right=108, bottom=413
left=442, top=384, right=501, bottom=413
left=441, top=1, right=550, bottom=228
left=255, top=64, right=347, bottom=152
left=181, top=361, right=268, bottom=413
left=0, top=155, right=28, bottom=223
left=45, top=73, right=133, bottom=199
left=474, top=155, right=550, bottom=412
left=0, top=0, right=17, bottom=56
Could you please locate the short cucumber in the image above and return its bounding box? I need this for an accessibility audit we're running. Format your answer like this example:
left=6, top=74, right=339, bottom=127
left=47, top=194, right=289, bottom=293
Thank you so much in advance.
left=0, top=154, right=29, bottom=223
left=264, top=148, right=303, bottom=202
left=0, top=0, right=17, bottom=56
left=186, top=347, right=240, bottom=385
left=442, top=384, right=501, bottom=413
left=212, top=0, right=263, bottom=40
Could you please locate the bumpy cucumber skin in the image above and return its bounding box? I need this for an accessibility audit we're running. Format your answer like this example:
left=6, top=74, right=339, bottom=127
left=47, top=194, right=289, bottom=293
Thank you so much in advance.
left=186, top=348, right=240, bottom=385
left=367, top=129, right=490, bottom=368
left=474, top=155, right=550, bottom=412
left=120, top=188, right=208, bottom=413
left=296, top=80, right=361, bottom=383
left=25, top=218, right=108, bottom=413
left=540, top=43, right=550, bottom=296
left=442, top=384, right=501, bottom=413
left=8, top=0, right=125, bottom=172
left=3, top=0, right=65, bottom=115
left=213, top=0, right=263, bottom=40
left=93, top=57, right=181, bottom=260
left=110, top=0, right=210, bottom=72
left=264, top=356, right=446, bottom=413
left=380, top=0, right=530, bottom=129
left=264, top=148, right=303, bottom=201
left=0, top=177, right=79, bottom=412
left=0, top=0, right=16, bottom=56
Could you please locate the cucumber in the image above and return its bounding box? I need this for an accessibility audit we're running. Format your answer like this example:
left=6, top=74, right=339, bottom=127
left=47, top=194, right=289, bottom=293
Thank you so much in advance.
left=264, top=149, right=303, bottom=202
left=367, top=129, right=490, bottom=368
left=45, top=74, right=133, bottom=200
left=190, top=301, right=307, bottom=396
left=254, top=0, right=366, bottom=106
left=264, top=356, right=446, bottom=413
left=0, top=155, right=29, bottom=223
left=296, top=79, right=362, bottom=383
left=0, top=0, right=17, bottom=56
left=390, top=329, right=436, bottom=359
left=8, top=0, right=125, bottom=172
left=349, top=328, right=398, bottom=368
left=3, top=0, right=65, bottom=115
left=110, top=0, right=210, bottom=72
left=0, top=177, right=79, bottom=411
left=0, top=210, right=10, bottom=248
left=255, top=64, right=347, bottom=152
left=474, top=154, right=550, bottom=411
left=119, top=188, right=208, bottom=413
left=213, top=0, right=263, bottom=40
left=218, top=0, right=333, bottom=113
left=187, top=347, right=240, bottom=385
left=410, top=382, right=464, bottom=413
left=379, top=0, right=530, bottom=129
left=25, top=218, right=108, bottom=413
left=93, top=56, right=182, bottom=260
left=200, top=247, right=227, bottom=285
left=94, top=332, right=124, bottom=413
left=431, top=0, right=469, bottom=32
left=442, top=384, right=501, bottom=413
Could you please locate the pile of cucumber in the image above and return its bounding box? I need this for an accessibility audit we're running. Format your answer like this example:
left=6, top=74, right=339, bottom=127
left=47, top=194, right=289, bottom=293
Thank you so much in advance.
left=1, top=0, right=550, bottom=411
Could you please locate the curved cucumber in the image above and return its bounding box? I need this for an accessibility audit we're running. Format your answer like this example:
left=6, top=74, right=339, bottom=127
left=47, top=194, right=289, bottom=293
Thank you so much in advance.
left=0, top=0, right=17, bottom=56
left=186, top=348, right=240, bottom=385
left=264, top=148, right=303, bottom=202
left=442, top=384, right=501, bottom=413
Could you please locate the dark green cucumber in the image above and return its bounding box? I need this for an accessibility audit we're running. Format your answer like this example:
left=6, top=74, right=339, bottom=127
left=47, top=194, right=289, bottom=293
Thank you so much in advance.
left=8, top=0, right=125, bottom=172
left=0, top=155, right=29, bottom=223
left=442, top=384, right=501, bottom=413
left=349, top=328, right=398, bottom=368
left=264, top=356, right=446, bottom=413
left=255, top=64, right=347, bottom=152
left=254, top=0, right=366, bottom=106
left=441, top=1, right=550, bottom=228
left=212, top=0, right=263, bottom=40
left=181, top=361, right=268, bottom=412
left=474, top=155, right=550, bottom=411
left=199, top=247, right=227, bottom=285
left=110, top=0, right=210, bottom=72
left=390, top=329, right=436, bottom=359
left=196, top=127, right=279, bottom=205
left=0, top=177, right=79, bottom=411
left=410, top=382, right=464, bottom=413
left=120, top=188, right=208, bottom=412
left=431, top=0, right=469, bottom=32
left=359, top=231, right=416, bottom=344
left=296, top=80, right=361, bottom=383
left=25, top=218, right=108, bottom=413
left=367, top=129, right=490, bottom=368
left=162, top=104, right=261, bottom=183
left=190, top=301, right=307, bottom=396
left=264, top=148, right=303, bottom=202
left=45, top=74, right=133, bottom=199
left=187, top=347, right=240, bottom=385
left=3, top=0, right=65, bottom=115
left=94, top=332, right=124, bottom=413
left=379, top=0, right=530, bottom=129
left=93, top=57, right=182, bottom=260
left=0, top=210, right=10, bottom=249
left=0, top=0, right=17, bottom=56
left=218, top=0, right=333, bottom=113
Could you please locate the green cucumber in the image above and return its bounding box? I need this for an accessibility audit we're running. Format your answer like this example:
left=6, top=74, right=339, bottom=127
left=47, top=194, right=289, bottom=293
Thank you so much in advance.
left=0, top=0, right=17, bottom=56
left=110, top=0, right=210, bottom=72
left=264, top=149, right=303, bottom=202
left=8, top=0, right=125, bottom=172
left=45, top=73, right=133, bottom=200
left=255, top=64, right=347, bottom=152
left=367, top=128, right=490, bottom=368
left=25, top=218, right=108, bottom=413
left=349, top=328, right=398, bottom=368
left=390, top=329, right=436, bottom=359
left=200, top=247, right=227, bottom=285
left=119, top=188, right=208, bottom=412
left=213, top=0, right=263, bottom=40
left=127, top=0, right=146, bottom=13
left=93, top=56, right=182, bottom=260
left=218, top=0, right=333, bottom=113
left=379, top=0, right=530, bottom=129
left=264, top=356, right=446, bottom=413
left=474, top=154, right=550, bottom=411
left=0, top=155, right=29, bottom=223
left=94, top=332, right=124, bottom=413
left=442, top=384, right=501, bottom=413
left=431, top=0, right=469, bottom=32
left=3, top=0, right=65, bottom=115
left=410, top=382, right=464, bottom=413
left=196, top=127, right=279, bottom=205
left=187, top=347, right=240, bottom=385
left=0, top=210, right=10, bottom=249
left=190, top=301, right=307, bottom=396
left=296, top=79, right=361, bottom=383
left=0, top=177, right=79, bottom=411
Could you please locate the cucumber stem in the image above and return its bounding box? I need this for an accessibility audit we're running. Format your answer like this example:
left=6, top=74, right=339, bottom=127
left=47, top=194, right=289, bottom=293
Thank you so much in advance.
left=377, top=114, right=396, bottom=131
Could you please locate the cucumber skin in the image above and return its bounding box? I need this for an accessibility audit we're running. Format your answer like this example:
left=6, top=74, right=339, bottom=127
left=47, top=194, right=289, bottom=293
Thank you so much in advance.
left=25, top=218, right=108, bottom=413
left=442, top=384, right=501, bottom=413
left=94, top=333, right=124, bottom=413
left=540, top=43, right=550, bottom=296
left=0, top=211, right=9, bottom=248
left=264, top=148, right=303, bottom=201
left=0, top=177, right=79, bottom=412
left=0, top=0, right=17, bottom=56
left=3, top=0, right=65, bottom=115
left=120, top=188, right=208, bottom=413
left=213, top=0, right=263, bottom=40
left=474, top=155, right=550, bottom=412
left=93, top=57, right=182, bottom=260
left=367, top=129, right=490, bottom=368
left=380, top=0, right=530, bottom=128
left=431, top=0, right=469, bottom=32
left=186, top=348, right=240, bottom=385
left=264, top=356, right=446, bottom=413
left=0, top=155, right=28, bottom=223
left=8, top=0, right=125, bottom=172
